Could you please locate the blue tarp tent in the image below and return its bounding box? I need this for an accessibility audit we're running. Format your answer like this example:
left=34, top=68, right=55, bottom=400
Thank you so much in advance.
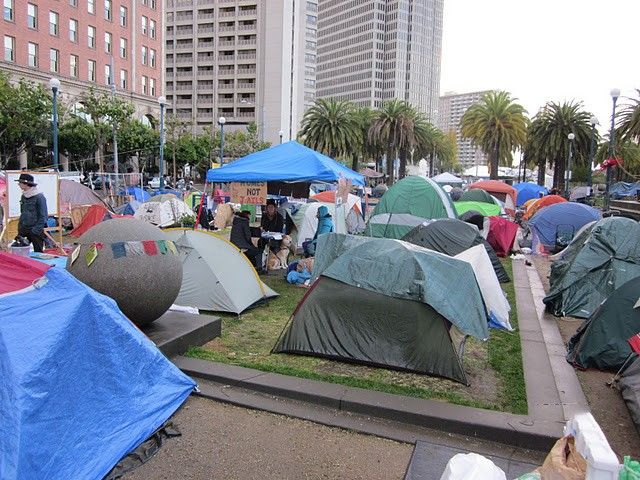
left=206, top=140, right=365, bottom=185
left=514, top=182, right=548, bottom=206
left=529, top=202, right=601, bottom=249
left=610, top=181, right=640, bottom=200
left=115, top=200, right=141, bottom=215
left=0, top=257, right=195, bottom=480
left=120, top=186, right=151, bottom=202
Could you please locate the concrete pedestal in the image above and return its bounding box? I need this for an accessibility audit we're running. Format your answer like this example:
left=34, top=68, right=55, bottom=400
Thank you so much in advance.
left=143, top=310, right=221, bottom=358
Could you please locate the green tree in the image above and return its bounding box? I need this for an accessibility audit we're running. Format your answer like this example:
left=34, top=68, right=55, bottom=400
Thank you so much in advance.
left=523, top=101, right=593, bottom=191
left=461, top=90, right=528, bottom=180
left=595, top=136, right=640, bottom=180
left=298, top=98, right=359, bottom=159
left=440, top=130, right=461, bottom=173
left=116, top=119, right=159, bottom=170
left=58, top=117, right=96, bottom=172
left=618, top=89, right=640, bottom=144
left=0, top=73, right=51, bottom=168
left=350, top=106, right=376, bottom=173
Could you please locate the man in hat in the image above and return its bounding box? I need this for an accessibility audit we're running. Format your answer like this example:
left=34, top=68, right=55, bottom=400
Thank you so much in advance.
left=258, top=198, right=284, bottom=251
left=16, top=173, right=48, bottom=252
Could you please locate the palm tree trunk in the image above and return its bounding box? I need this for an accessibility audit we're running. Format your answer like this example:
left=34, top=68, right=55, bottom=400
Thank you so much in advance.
left=429, top=153, right=434, bottom=177
left=386, top=146, right=395, bottom=186
left=398, top=149, right=407, bottom=180
left=490, top=141, right=499, bottom=180
left=537, top=158, right=545, bottom=186
left=352, top=154, right=359, bottom=175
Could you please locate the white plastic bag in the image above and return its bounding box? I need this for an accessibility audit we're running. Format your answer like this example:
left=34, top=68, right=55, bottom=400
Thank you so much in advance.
left=440, top=453, right=507, bottom=480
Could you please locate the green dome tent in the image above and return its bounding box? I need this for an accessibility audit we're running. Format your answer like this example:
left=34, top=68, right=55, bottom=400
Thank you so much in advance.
left=367, top=176, right=456, bottom=239
left=460, top=189, right=495, bottom=204
left=454, top=201, right=502, bottom=217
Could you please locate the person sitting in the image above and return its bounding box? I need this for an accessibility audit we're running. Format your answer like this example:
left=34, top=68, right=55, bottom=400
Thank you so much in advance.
left=258, top=198, right=285, bottom=250
left=303, top=205, right=334, bottom=257
left=230, top=210, right=263, bottom=271
left=286, top=261, right=312, bottom=287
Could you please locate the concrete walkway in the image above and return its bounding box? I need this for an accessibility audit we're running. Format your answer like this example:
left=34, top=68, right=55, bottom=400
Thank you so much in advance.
left=171, top=259, right=587, bottom=452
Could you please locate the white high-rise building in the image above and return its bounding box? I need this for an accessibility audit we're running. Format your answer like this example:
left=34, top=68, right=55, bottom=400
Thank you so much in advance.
left=164, top=0, right=317, bottom=145
left=438, top=90, right=491, bottom=170
left=315, top=0, right=443, bottom=121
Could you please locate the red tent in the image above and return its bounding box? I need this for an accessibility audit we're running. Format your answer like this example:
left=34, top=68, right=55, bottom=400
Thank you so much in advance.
left=469, top=180, right=517, bottom=215
left=487, top=216, right=518, bottom=257
left=69, top=204, right=128, bottom=237
left=0, top=252, right=51, bottom=296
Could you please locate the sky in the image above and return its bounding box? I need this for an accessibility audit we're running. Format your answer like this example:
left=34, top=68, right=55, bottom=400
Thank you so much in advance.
left=440, top=0, right=640, bottom=133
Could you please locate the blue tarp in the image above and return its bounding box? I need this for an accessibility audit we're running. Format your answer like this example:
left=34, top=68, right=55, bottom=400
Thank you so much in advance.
left=0, top=268, right=195, bottom=480
left=514, top=182, right=548, bottom=206
left=115, top=200, right=141, bottom=215
left=529, top=202, right=601, bottom=248
left=206, top=141, right=365, bottom=186
left=610, top=181, right=640, bottom=200
left=120, top=186, right=151, bottom=202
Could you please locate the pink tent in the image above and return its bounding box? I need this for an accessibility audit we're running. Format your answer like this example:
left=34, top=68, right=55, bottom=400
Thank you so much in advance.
left=487, top=216, right=518, bottom=257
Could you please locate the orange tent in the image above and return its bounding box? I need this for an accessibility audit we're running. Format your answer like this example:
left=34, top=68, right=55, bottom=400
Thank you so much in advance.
left=524, top=195, right=567, bottom=220
left=311, top=190, right=362, bottom=215
left=468, top=180, right=517, bottom=214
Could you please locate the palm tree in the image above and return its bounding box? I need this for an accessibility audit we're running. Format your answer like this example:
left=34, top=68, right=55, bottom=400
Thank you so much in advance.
left=298, top=98, right=359, bottom=160
left=595, top=135, right=640, bottom=181
left=618, top=89, right=640, bottom=144
left=350, top=105, right=375, bottom=173
left=460, top=91, right=528, bottom=180
left=523, top=101, right=593, bottom=191
left=414, top=120, right=444, bottom=176
left=368, top=99, right=415, bottom=185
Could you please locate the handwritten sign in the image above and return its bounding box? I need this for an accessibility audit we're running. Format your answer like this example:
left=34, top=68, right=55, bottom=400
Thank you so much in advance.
left=229, top=182, right=267, bottom=205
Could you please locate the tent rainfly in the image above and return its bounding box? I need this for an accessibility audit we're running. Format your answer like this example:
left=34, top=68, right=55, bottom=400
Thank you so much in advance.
left=468, top=180, right=517, bottom=214
left=528, top=202, right=601, bottom=251
left=134, top=194, right=193, bottom=228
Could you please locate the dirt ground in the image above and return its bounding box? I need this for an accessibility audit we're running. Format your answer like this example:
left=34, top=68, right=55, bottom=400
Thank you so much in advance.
left=127, top=396, right=412, bottom=480
left=530, top=255, right=640, bottom=458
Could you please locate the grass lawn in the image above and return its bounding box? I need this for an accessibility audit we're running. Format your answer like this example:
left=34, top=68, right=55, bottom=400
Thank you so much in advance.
left=187, top=257, right=527, bottom=414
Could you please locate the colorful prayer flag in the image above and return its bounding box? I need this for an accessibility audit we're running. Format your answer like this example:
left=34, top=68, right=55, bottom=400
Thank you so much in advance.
left=156, top=240, right=168, bottom=255
left=70, top=246, right=81, bottom=266
left=142, top=240, right=158, bottom=256
left=125, top=241, right=144, bottom=256
left=85, top=245, right=98, bottom=266
left=166, top=240, right=178, bottom=255
left=111, top=242, right=126, bottom=259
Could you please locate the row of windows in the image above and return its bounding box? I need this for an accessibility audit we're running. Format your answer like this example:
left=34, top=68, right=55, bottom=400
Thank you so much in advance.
left=317, top=3, right=374, bottom=30
left=3, top=0, right=131, bottom=27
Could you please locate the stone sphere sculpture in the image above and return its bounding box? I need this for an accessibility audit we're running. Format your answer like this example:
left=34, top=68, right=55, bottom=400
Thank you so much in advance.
left=67, top=218, right=183, bottom=327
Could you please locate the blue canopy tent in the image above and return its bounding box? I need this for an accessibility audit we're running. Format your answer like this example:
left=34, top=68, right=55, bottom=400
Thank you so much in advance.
left=514, top=182, right=548, bottom=206
left=529, top=202, right=601, bottom=250
left=0, top=256, right=195, bottom=479
left=120, top=186, right=151, bottom=202
left=206, top=141, right=365, bottom=185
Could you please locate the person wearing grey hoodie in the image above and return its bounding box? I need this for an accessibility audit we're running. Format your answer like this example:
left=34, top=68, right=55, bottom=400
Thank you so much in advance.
left=16, top=173, right=48, bottom=252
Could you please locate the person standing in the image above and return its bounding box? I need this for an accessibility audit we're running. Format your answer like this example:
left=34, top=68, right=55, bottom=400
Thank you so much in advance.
left=230, top=210, right=263, bottom=271
left=16, top=173, right=48, bottom=253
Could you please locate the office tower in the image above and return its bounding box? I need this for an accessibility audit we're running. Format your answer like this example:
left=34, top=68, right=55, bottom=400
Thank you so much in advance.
left=438, top=90, right=491, bottom=170
left=316, top=0, right=443, bottom=120
left=164, top=0, right=317, bottom=146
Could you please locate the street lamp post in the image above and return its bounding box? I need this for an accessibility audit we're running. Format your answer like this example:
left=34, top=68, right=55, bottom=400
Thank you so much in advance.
left=587, top=115, right=598, bottom=191
left=279, top=130, right=283, bottom=144
left=49, top=77, right=60, bottom=171
left=605, top=88, right=620, bottom=210
left=218, top=116, right=226, bottom=165
left=158, top=96, right=166, bottom=190
left=565, top=133, right=575, bottom=198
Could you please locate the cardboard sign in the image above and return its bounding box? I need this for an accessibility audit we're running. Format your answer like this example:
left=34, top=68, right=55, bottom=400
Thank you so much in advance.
left=229, top=182, right=267, bottom=205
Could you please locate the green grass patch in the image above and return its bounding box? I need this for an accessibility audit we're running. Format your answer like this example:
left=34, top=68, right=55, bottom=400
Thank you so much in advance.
left=187, top=259, right=527, bottom=414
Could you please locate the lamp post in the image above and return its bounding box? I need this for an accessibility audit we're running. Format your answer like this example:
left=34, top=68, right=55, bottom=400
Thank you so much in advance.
left=587, top=115, right=598, bottom=191
left=49, top=77, right=60, bottom=171
left=605, top=88, right=620, bottom=210
left=279, top=130, right=283, bottom=144
left=158, top=95, right=166, bottom=190
left=218, top=116, right=226, bottom=165
left=565, top=132, right=575, bottom=198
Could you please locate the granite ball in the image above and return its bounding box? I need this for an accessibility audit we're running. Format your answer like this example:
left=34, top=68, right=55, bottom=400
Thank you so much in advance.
left=67, top=218, right=183, bottom=327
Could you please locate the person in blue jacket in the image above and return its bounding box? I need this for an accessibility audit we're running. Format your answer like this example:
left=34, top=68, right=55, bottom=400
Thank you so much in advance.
left=304, top=205, right=334, bottom=257
left=16, top=173, right=48, bottom=252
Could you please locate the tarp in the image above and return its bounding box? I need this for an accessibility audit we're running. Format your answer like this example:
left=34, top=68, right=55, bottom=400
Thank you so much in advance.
left=610, top=181, right=640, bottom=200
left=523, top=194, right=567, bottom=220
left=205, top=141, right=365, bottom=185
left=566, top=279, right=640, bottom=370
left=59, top=179, right=107, bottom=215
left=487, top=216, right=519, bottom=257
left=570, top=186, right=591, bottom=202
left=454, top=201, right=502, bottom=217
left=69, top=204, right=127, bottom=237
left=367, top=176, right=456, bottom=239
left=163, top=229, right=277, bottom=313
left=432, top=172, right=463, bottom=185
left=468, top=180, right=517, bottom=213
left=544, top=217, right=640, bottom=318
left=134, top=195, right=193, bottom=227
left=459, top=189, right=495, bottom=204
left=311, top=233, right=489, bottom=341
left=121, top=186, right=151, bottom=202
left=454, top=245, right=512, bottom=330
left=528, top=202, right=601, bottom=250
left=401, top=219, right=510, bottom=283
left=0, top=255, right=195, bottom=479
left=514, top=182, right=548, bottom=206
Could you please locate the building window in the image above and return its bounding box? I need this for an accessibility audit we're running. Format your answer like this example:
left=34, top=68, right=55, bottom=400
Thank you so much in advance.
left=119, top=5, right=126, bottom=26
left=120, top=69, right=126, bottom=89
left=149, top=19, right=156, bottom=38
left=49, top=11, right=58, bottom=35
left=69, top=0, right=77, bottom=7
left=150, top=0, right=156, bottom=9
left=304, top=53, right=315, bottom=63
left=4, top=0, right=13, bottom=21
left=87, top=0, right=94, bottom=14
left=149, top=78, right=155, bottom=96
left=27, top=42, right=38, bottom=67
left=141, top=16, right=147, bottom=35
left=70, top=54, right=78, bottom=77
left=4, top=35, right=14, bottom=62
left=149, top=48, right=155, bottom=67
left=119, top=37, right=126, bottom=58
left=104, top=0, right=111, bottom=20
left=27, top=3, right=37, bottom=28
left=141, top=76, right=147, bottom=95
left=141, top=46, right=147, bottom=65
left=306, top=14, right=316, bottom=24
left=69, top=19, right=78, bottom=42
left=50, top=48, right=59, bottom=72
left=88, top=59, right=96, bottom=81
left=104, top=31, right=111, bottom=52
left=105, top=64, right=111, bottom=85
left=88, top=25, right=95, bottom=48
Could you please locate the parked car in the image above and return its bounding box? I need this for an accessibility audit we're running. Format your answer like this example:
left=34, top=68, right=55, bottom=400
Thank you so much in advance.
left=91, top=175, right=111, bottom=190
left=148, top=177, right=161, bottom=189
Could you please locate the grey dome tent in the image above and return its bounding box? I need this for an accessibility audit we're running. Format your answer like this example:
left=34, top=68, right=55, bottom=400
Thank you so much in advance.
left=566, top=279, right=640, bottom=371
left=544, top=217, right=640, bottom=318
left=401, top=219, right=510, bottom=283
left=273, top=233, right=489, bottom=384
left=460, top=189, right=495, bottom=204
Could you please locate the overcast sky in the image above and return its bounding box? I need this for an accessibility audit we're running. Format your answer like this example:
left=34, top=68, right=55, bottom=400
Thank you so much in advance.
left=440, top=0, right=640, bottom=132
